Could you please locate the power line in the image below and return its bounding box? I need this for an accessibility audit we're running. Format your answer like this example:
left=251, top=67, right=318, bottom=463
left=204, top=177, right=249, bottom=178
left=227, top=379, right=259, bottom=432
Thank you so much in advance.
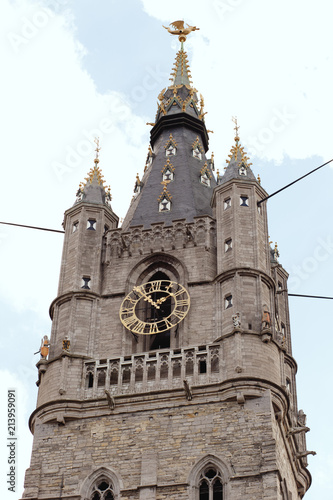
left=2, top=159, right=332, bottom=232
left=288, top=293, right=333, bottom=300
left=258, top=158, right=333, bottom=205
left=0, top=221, right=64, bottom=234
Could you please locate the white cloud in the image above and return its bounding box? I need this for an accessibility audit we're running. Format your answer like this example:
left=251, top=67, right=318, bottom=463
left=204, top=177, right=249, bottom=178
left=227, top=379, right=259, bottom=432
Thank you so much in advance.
left=0, top=0, right=148, bottom=315
left=141, top=0, right=333, bottom=163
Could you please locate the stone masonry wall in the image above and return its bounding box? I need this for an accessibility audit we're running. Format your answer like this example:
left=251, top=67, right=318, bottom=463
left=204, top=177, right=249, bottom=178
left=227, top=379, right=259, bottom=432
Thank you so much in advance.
left=23, top=390, right=281, bottom=500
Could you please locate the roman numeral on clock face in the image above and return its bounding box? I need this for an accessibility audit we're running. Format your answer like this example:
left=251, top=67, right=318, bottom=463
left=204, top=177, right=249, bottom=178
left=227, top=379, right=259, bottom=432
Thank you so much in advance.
left=175, top=300, right=189, bottom=307
left=121, top=316, right=140, bottom=329
left=172, top=309, right=186, bottom=321
left=146, top=281, right=162, bottom=293
left=148, top=322, right=159, bottom=334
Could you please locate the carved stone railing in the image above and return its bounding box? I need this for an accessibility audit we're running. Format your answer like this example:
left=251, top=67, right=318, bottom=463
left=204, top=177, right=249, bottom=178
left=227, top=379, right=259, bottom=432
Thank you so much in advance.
left=83, top=344, right=221, bottom=398
left=103, top=217, right=216, bottom=263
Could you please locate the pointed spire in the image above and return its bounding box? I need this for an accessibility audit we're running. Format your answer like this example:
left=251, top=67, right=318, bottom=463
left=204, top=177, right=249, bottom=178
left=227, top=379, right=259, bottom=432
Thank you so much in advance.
left=75, top=138, right=112, bottom=207
left=218, top=118, right=257, bottom=185
left=170, top=48, right=193, bottom=86
left=121, top=23, right=215, bottom=230
left=152, top=21, right=206, bottom=131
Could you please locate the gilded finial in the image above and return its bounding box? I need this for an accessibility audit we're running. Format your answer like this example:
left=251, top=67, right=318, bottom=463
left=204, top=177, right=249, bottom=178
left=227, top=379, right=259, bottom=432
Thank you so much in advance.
left=257, top=174, right=261, bottom=184
left=94, top=137, right=101, bottom=164
left=163, top=20, right=199, bottom=44
left=232, top=116, right=240, bottom=141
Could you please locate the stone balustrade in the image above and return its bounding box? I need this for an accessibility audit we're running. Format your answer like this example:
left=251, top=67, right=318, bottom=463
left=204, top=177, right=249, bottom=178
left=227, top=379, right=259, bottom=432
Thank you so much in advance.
left=83, top=344, right=221, bottom=398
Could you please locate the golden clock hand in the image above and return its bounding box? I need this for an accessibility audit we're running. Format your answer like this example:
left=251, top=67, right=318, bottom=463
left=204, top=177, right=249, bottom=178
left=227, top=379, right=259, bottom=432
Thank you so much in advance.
left=156, top=295, right=168, bottom=305
left=133, top=287, right=160, bottom=309
left=144, top=295, right=160, bottom=309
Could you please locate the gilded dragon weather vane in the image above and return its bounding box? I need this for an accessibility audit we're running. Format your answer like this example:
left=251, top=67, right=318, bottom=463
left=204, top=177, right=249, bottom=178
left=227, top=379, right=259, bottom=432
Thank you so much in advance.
left=163, top=20, right=199, bottom=42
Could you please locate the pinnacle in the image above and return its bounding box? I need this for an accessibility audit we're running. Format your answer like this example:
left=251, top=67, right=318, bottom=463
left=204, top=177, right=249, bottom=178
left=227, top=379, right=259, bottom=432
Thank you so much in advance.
left=154, top=45, right=204, bottom=124
left=219, top=129, right=257, bottom=185
left=75, top=148, right=112, bottom=207
left=170, top=48, right=193, bottom=86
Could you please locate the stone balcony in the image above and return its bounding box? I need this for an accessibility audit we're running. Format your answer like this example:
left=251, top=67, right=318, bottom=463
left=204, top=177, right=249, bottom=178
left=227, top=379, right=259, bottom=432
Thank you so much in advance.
left=83, top=344, right=221, bottom=398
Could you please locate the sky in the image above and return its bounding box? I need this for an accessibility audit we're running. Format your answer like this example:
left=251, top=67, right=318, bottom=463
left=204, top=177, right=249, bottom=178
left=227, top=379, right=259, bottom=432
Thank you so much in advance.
left=1, top=0, right=333, bottom=498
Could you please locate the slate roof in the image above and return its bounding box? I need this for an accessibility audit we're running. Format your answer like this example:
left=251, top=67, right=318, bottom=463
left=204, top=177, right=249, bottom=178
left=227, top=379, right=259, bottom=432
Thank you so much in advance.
left=122, top=127, right=216, bottom=230
left=218, top=134, right=257, bottom=185
left=122, top=44, right=216, bottom=230
left=75, top=160, right=112, bottom=207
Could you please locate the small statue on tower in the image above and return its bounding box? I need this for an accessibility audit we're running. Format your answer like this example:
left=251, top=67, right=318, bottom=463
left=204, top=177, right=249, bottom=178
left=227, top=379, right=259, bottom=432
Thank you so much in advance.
left=261, top=306, right=271, bottom=331
left=35, top=335, right=50, bottom=359
left=232, top=312, right=241, bottom=329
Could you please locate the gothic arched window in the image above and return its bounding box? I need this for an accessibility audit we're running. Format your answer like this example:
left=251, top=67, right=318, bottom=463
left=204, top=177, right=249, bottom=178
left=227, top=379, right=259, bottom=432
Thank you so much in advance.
left=200, top=171, right=211, bottom=187
left=189, top=455, right=230, bottom=500
left=81, top=467, right=121, bottom=500
left=238, top=164, right=247, bottom=176
left=162, top=167, right=174, bottom=182
left=91, top=479, right=114, bottom=500
left=193, top=146, right=202, bottom=160
left=166, top=144, right=176, bottom=156
left=145, top=271, right=172, bottom=350
left=159, top=196, right=171, bottom=212
left=199, top=468, right=223, bottom=500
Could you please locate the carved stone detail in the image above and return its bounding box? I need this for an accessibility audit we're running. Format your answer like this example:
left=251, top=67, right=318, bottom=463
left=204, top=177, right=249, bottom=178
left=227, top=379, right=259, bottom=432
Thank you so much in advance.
left=103, top=217, right=216, bottom=263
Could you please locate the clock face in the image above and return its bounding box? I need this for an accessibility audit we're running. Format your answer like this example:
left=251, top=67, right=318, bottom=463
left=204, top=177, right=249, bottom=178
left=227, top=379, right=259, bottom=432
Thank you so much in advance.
left=120, top=280, right=190, bottom=334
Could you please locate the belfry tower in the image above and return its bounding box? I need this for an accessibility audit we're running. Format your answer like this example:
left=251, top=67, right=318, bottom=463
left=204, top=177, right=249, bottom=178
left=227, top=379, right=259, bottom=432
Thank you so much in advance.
left=22, top=23, right=313, bottom=500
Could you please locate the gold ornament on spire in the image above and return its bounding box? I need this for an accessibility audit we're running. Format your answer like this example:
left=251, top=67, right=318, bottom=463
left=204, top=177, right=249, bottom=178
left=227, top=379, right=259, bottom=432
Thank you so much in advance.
left=232, top=116, right=240, bottom=140
left=94, top=137, right=101, bottom=164
left=163, top=20, right=199, bottom=43
left=75, top=138, right=112, bottom=206
left=226, top=118, right=252, bottom=169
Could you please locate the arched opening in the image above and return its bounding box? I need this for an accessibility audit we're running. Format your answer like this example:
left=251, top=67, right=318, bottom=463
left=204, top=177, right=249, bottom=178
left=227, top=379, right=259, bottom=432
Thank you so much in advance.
left=127, top=254, right=187, bottom=354
left=86, top=370, right=94, bottom=389
left=146, top=271, right=171, bottom=350
left=188, top=455, right=231, bottom=500
left=91, top=480, right=114, bottom=500
left=81, top=467, right=122, bottom=500
left=199, top=468, right=223, bottom=500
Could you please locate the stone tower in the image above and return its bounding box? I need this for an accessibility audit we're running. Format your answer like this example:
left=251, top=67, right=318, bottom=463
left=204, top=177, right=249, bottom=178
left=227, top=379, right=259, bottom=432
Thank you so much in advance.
left=22, top=28, right=313, bottom=500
